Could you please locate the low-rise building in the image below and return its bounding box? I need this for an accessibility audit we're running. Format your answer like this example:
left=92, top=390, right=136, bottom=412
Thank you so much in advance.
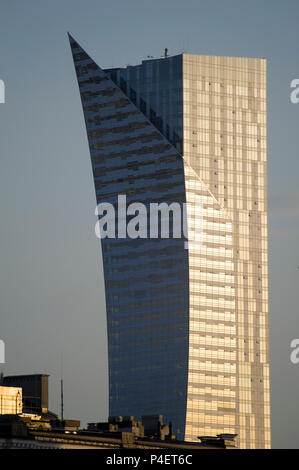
left=0, top=413, right=237, bottom=449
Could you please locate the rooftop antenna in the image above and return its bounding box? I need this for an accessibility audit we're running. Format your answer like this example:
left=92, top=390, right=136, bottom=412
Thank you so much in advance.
left=60, top=352, right=64, bottom=421
left=61, top=378, right=64, bottom=421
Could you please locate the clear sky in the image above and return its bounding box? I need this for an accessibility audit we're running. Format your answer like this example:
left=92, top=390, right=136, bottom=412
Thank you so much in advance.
left=0, top=0, right=298, bottom=448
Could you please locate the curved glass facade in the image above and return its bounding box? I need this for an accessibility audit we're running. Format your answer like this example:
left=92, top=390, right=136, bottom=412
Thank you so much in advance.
left=69, top=35, right=189, bottom=439
left=69, top=35, right=270, bottom=448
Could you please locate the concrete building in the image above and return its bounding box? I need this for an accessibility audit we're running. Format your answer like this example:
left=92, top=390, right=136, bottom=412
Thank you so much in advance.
left=69, top=34, right=270, bottom=448
left=1, top=374, right=49, bottom=414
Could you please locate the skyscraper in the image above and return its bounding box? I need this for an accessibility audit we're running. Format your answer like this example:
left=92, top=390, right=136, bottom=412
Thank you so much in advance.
left=69, top=34, right=270, bottom=448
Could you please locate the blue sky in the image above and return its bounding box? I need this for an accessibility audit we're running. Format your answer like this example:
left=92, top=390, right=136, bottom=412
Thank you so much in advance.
left=0, top=0, right=298, bottom=448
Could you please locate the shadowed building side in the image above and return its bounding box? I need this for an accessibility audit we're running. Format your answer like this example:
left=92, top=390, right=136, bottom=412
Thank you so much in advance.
left=69, top=34, right=190, bottom=439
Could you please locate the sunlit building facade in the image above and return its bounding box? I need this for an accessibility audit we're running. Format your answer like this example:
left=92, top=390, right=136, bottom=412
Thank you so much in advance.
left=0, top=386, right=22, bottom=415
left=69, top=35, right=270, bottom=448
